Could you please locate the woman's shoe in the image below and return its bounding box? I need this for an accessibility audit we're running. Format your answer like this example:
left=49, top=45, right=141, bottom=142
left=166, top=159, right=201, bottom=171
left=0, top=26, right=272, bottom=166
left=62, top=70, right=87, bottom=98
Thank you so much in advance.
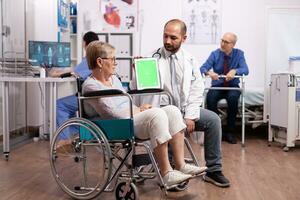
left=179, top=164, right=207, bottom=176
left=163, top=170, right=192, bottom=186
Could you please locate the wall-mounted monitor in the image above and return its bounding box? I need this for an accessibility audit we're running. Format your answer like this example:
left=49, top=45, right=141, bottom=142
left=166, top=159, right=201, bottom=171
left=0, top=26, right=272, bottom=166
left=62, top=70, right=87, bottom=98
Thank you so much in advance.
left=28, top=41, right=71, bottom=67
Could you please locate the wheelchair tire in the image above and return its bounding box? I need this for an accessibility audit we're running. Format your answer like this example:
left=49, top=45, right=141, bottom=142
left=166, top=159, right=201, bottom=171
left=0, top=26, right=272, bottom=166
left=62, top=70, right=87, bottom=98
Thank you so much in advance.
left=115, top=181, right=138, bottom=200
left=50, top=117, right=112, bottom=200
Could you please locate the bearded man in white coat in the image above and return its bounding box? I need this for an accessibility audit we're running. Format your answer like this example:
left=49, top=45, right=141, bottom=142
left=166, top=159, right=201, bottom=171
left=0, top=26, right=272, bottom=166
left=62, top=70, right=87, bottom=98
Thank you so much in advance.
left=131, top=19, right=230, bottom=188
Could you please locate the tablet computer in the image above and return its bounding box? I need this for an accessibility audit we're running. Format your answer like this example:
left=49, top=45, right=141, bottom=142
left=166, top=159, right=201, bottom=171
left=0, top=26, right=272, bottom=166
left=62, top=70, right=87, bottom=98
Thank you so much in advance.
left=134, top=58, right=161, bottom=90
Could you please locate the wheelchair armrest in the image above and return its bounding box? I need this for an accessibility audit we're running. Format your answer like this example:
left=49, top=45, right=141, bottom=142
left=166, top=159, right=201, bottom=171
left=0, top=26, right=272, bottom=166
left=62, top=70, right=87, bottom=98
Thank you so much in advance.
left=83, top=89, right=125, bottom=97
left=60, top=72, right=72, bottom=78
left=127, top=89, right=173, bottom=105
left=127, top=89, right=164, bottom=95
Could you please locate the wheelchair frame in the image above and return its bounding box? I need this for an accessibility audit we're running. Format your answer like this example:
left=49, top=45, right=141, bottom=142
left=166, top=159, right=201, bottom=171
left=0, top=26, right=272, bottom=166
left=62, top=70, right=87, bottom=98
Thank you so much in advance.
left=203, top=75, right=246, bottom=147
left=49, top=81, right=200, bottom=200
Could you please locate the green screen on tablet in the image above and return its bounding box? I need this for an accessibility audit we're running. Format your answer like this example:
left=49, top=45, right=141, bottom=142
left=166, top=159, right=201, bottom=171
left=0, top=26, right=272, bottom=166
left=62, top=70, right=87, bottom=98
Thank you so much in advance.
left=135, top=58, right=161, bottom=90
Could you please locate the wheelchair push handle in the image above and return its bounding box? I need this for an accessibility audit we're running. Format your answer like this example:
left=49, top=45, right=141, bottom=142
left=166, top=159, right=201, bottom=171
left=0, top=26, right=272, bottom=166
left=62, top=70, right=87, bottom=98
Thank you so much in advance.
left=84, top=89, right=125, bottom=97
left=127, top=88, right=164, bottom=95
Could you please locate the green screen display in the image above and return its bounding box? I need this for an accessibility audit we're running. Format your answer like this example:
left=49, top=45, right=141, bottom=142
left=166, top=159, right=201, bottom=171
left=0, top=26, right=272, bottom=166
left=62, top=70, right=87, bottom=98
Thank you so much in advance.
left=135, top=58, right=160, bottom=90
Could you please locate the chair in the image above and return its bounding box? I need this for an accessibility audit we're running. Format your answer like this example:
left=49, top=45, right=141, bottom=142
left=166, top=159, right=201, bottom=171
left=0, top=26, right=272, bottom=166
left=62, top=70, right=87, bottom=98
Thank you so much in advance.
left=49, top=78, right=201, bottom=200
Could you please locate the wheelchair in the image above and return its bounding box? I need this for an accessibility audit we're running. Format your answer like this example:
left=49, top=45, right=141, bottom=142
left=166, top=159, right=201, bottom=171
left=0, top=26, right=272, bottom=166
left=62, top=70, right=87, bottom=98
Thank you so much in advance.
left=49, top=79, right=201, bottom=200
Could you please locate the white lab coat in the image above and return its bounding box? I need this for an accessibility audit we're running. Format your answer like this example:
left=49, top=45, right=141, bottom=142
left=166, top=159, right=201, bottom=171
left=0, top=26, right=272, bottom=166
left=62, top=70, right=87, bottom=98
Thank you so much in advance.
left=131, top=47, right=205, bottom=120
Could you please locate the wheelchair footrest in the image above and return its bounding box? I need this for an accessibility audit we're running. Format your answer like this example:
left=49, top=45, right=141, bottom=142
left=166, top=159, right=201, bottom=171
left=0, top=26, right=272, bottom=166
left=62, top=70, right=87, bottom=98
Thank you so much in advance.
left=132, top=154, right=152, bottom=168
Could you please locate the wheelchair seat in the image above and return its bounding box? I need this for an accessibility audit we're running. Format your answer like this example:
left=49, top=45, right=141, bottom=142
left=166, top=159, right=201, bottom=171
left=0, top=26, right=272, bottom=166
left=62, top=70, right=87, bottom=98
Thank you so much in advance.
left=80, top=118, right=134, bottom=141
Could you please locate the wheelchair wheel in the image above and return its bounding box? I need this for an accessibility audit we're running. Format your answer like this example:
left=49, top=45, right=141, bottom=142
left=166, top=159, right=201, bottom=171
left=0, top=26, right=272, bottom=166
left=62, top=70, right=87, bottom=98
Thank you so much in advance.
left=115, top=181, right=138, bottom=200
left=50, top=117, right=112, bottom=200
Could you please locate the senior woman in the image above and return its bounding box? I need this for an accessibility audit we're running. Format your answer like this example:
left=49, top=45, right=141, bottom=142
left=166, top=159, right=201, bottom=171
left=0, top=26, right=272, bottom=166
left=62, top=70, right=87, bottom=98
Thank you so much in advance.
left=82, top=41, right=206, bottom=186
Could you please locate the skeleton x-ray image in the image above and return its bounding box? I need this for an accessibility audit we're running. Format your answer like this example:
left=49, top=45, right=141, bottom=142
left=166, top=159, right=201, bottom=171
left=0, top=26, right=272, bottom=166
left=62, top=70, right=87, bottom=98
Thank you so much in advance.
left=183, top=0, right=221, bottom=44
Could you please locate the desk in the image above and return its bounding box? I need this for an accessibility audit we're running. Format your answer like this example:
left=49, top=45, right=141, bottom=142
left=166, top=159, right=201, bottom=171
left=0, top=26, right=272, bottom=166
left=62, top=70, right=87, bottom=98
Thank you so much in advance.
left=0, top=76, right=75, bottom=160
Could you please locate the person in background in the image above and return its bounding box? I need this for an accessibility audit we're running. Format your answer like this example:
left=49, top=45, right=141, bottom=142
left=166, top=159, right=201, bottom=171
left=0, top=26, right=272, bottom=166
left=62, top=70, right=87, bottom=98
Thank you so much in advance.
left=51, top=31, right=99, bottom=144
left=200, top=32, right=249, bottom=144
left=132, top=19, right=230, bottom=188
left=81, top=41, right=207, bottom=187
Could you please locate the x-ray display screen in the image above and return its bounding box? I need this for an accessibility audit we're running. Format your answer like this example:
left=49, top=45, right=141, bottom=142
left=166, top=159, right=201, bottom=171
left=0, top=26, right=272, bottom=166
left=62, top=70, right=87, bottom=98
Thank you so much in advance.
left=28, top=41, right=71, bottom=67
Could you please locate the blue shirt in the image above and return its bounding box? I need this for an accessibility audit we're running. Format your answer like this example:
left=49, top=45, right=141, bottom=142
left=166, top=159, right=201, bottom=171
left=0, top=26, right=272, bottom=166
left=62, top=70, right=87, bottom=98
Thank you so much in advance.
left=74, top=58, right=91, bottom=80
left=200, top=48, right=249, bottom=86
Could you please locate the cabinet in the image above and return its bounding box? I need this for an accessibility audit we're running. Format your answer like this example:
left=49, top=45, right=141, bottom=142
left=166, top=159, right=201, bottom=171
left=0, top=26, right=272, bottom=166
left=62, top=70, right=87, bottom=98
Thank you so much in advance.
left=269, top=73, right=300, bottom=151
left=97, top=32, right=134, bottom=83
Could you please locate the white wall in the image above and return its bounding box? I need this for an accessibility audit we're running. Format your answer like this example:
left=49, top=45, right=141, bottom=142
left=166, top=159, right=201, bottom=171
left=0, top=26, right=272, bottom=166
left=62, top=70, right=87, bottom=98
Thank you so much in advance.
left=26, top=0, right=58, bottom=41
left=77, top=0, right=102, bottom=61
left=137, top=0, right=300, bottom=87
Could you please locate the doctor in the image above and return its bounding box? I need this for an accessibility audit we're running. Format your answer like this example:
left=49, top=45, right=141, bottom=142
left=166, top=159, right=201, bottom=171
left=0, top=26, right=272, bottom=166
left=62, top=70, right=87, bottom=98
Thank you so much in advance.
left=133, top=19, right=230, bottom=188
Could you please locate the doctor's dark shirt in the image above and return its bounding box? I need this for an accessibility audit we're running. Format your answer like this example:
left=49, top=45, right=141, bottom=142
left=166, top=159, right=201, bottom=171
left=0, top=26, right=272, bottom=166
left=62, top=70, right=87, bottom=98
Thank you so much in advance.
left=200, top=48, right=249, bottom=87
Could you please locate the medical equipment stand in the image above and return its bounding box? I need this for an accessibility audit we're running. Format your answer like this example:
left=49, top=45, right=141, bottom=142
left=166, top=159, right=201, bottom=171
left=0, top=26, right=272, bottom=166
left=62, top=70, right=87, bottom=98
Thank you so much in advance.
left=203, top=75, right=245, bottom=147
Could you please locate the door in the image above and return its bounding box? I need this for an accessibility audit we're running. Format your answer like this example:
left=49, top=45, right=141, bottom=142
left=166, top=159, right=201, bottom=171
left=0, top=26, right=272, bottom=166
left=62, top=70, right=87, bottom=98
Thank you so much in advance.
left=265, top=7, right=300, bottom=121
left=1, top=0, right=26, bottom=59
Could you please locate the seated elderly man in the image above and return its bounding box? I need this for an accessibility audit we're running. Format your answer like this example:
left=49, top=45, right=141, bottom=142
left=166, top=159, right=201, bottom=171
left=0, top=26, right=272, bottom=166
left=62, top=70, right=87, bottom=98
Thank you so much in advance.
left=200, top=32, right=249, bottom=144
left=81, top=41, right=207, bottom=187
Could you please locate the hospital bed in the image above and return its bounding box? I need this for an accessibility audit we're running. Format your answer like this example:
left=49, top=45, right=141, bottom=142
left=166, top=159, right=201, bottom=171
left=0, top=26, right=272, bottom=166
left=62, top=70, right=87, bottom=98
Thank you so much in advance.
left=203, top=75, right=265, bottom=146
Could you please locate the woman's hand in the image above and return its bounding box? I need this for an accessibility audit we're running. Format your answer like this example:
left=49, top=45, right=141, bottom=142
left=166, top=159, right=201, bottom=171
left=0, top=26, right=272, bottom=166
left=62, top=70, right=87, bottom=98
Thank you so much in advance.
left=139, top=104, right=152, bottom=112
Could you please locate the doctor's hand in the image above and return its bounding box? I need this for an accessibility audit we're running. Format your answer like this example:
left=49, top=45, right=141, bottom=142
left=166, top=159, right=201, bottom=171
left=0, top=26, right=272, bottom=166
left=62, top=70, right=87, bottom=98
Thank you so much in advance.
left=140, top=104, right=152, bottom=112
left=225, top=69, right=236, bottom=81
left=185, top=119, right=195, bottom=135
left=132, top=56, right=143, bottom=69
left=207, top=71, right=219, bottom=80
